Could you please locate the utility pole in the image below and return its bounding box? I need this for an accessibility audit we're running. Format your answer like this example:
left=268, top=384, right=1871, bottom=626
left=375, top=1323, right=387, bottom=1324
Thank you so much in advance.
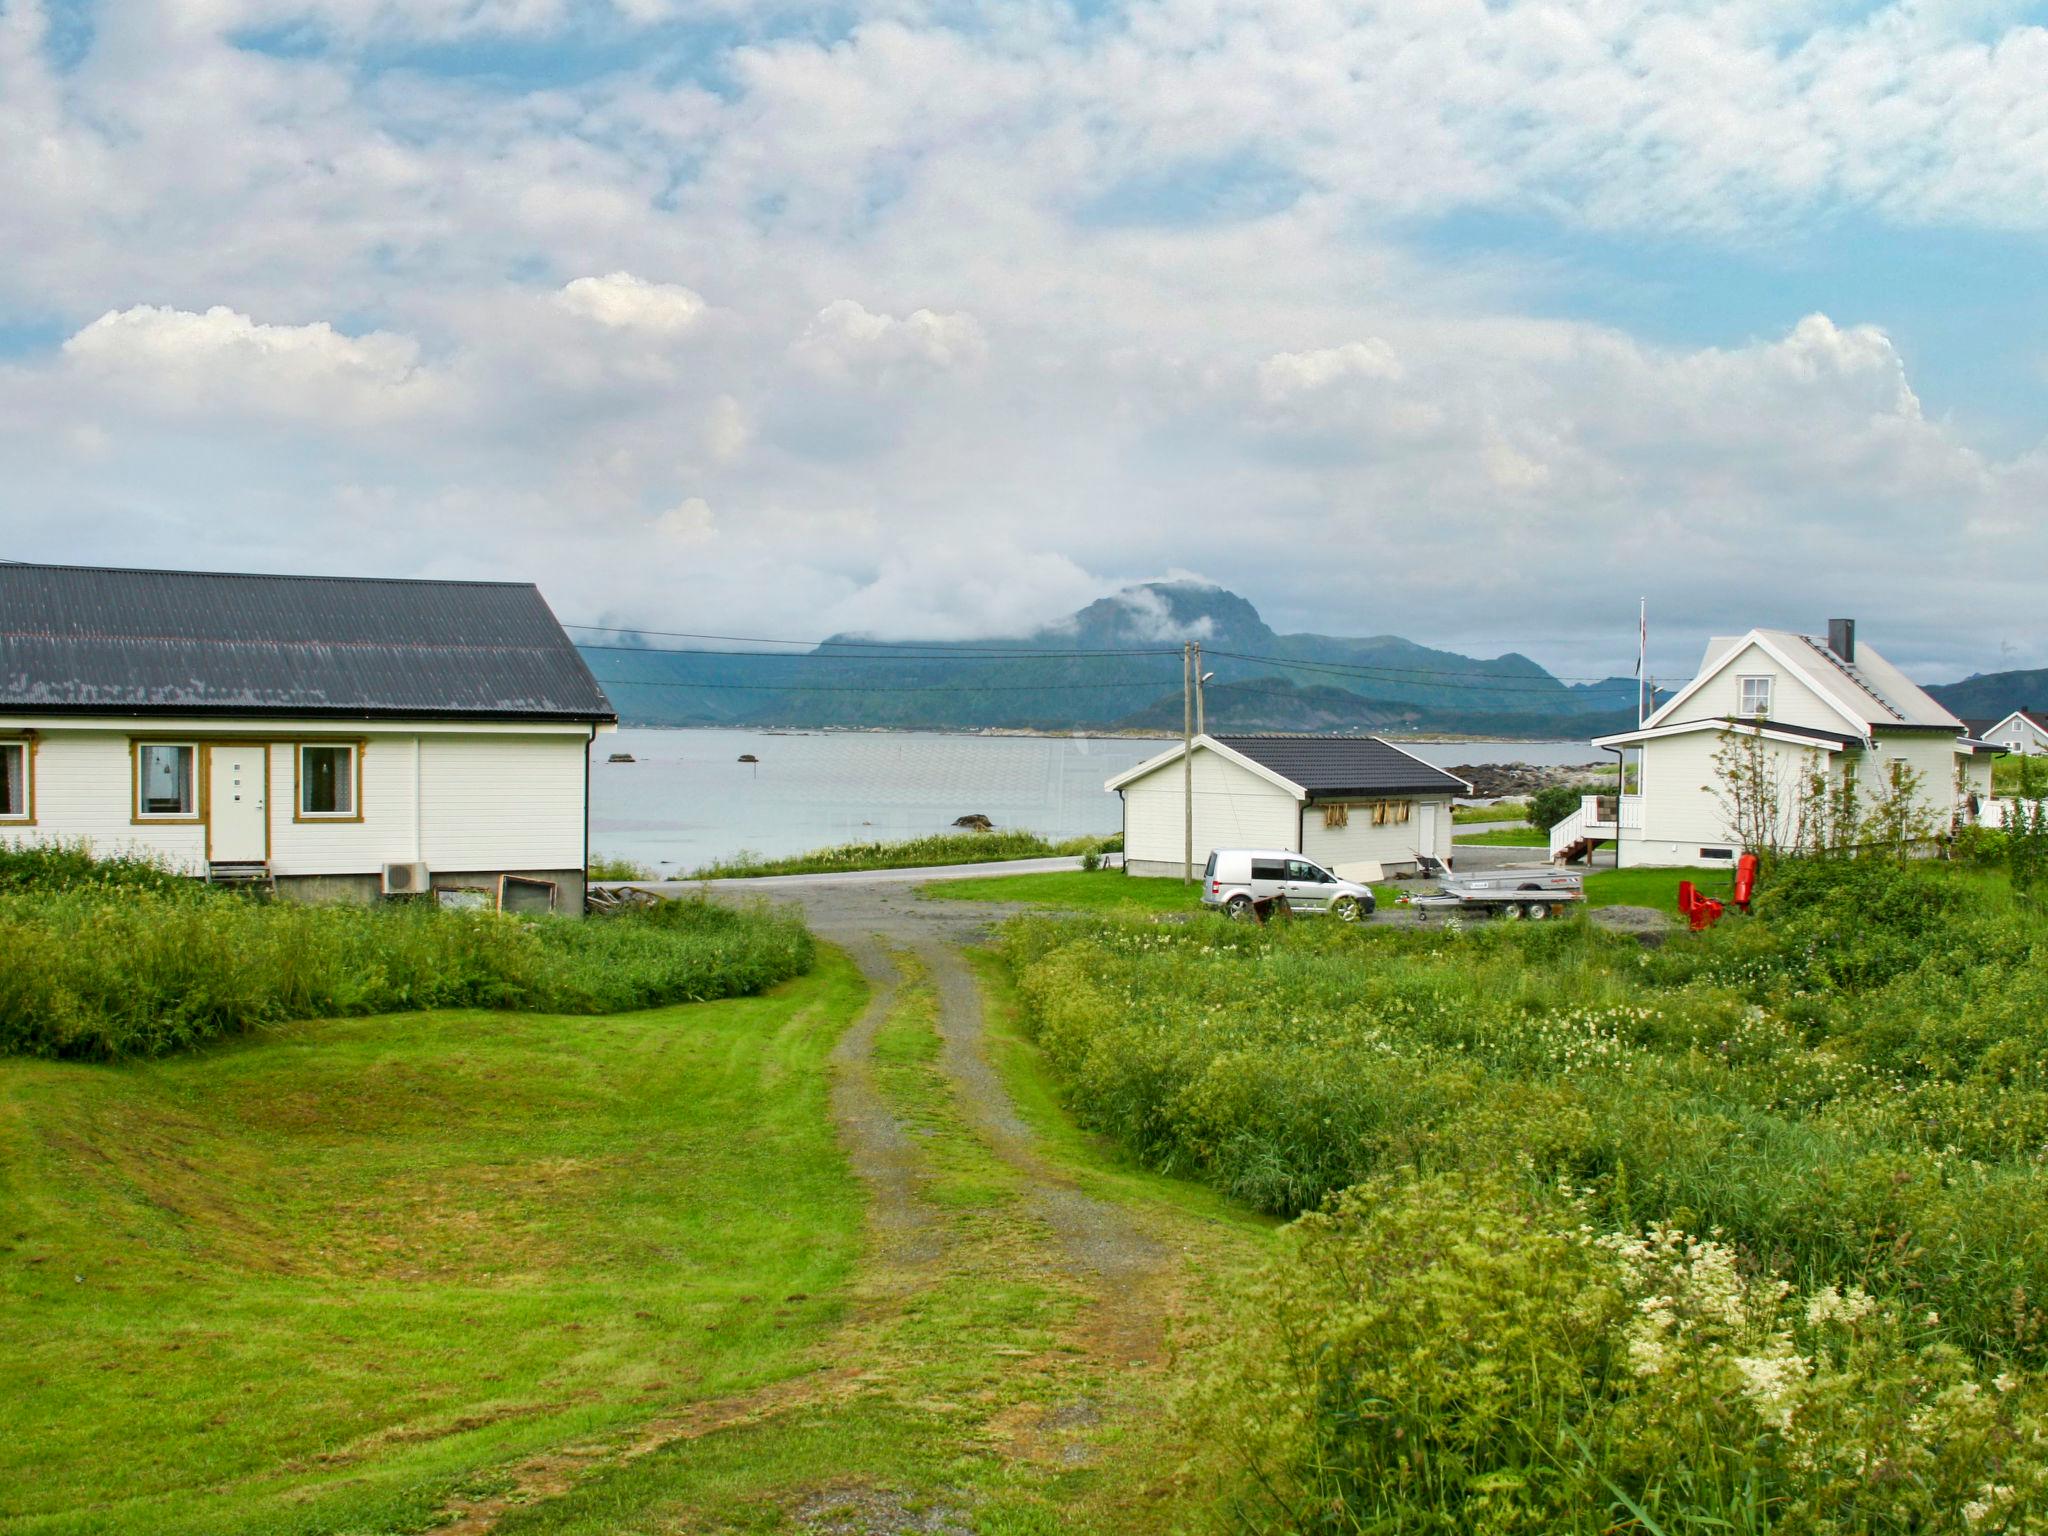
left=1183, top=642, right=1194, bottom=885
left=1194, top=641, right=1206, bottom=737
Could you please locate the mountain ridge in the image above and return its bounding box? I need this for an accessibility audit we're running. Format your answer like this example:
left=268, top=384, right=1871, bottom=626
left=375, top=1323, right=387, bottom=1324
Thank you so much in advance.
left=585, top=581, right=1643, bottom=736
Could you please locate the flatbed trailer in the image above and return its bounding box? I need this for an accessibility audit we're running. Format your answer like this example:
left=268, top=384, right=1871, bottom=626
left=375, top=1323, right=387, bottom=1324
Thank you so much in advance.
left=1404, top=855, right=1584, bottom=921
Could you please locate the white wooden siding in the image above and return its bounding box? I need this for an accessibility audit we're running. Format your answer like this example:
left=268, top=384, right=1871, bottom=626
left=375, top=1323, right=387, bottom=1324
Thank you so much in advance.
left=420, top=735, right=587, bottom=871
left=0, top=719, right=588, bottom=876
left=1669, top=640, right=1860, bottom=734
left=1300, top=798, right=1453, bottom=869
left=1120, top=746, right=1298, bottom=869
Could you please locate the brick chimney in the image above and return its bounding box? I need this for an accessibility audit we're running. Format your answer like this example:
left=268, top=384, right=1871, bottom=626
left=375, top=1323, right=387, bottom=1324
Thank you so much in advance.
left=1827, top=618, right=1856, bottom=663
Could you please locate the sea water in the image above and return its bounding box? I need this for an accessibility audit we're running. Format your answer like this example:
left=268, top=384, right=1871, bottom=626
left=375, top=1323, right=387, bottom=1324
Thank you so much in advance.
left=587, top=727, right=1602, bottom=873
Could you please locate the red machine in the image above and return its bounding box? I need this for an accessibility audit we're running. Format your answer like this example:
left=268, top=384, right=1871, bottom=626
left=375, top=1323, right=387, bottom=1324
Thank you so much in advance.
left=1733, top=853, right=1759, bottom=914
left=1677, top=879, right=1725, bottom=931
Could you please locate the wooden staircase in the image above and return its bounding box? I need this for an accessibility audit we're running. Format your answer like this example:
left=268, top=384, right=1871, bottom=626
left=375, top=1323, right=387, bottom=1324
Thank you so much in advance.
left=1553, top=835, right=1607, bottom=866
left=207, top=861, right=275, bottom=894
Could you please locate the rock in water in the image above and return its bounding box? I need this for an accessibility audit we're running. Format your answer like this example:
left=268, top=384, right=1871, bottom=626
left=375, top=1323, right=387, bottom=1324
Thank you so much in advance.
left=952, top=813, right=995, bottom=831
left=608, top=752, right=636, bottom=763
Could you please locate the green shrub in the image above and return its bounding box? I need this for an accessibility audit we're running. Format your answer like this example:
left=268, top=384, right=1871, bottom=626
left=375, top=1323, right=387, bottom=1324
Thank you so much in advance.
left=1529, top=781, right=1598, bottom=832
left=0, top=839, right=187, bottom=896
left=0, top=888, right=812, bottom=1060
left=1195, top=1174, right=2048, bottom=1532
left=586, top=852, right=654, bottom=880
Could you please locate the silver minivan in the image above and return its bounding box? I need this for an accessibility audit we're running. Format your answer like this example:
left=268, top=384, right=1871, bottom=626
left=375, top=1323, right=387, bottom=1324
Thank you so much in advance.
left=1201, top=848, right=1376, bottom=922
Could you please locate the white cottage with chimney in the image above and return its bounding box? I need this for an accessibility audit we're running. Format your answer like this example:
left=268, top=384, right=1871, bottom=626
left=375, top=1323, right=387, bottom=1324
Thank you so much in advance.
left=1553, top=619, right=1996, bottom=869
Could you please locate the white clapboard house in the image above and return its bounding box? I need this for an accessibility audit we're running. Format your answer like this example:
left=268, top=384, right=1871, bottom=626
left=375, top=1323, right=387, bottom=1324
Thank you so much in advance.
left=1107, top=734, right=1470, bottom=878
left=0, top=562, right=616, bottom=908
left=1555, top=619, right=1996, bottom=869
left=1965, top=709, right=2048, bottom=757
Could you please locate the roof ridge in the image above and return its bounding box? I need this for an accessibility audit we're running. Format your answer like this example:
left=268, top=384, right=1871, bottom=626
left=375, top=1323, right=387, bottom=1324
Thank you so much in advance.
left=0, top=560, right=536, bottom=590
left=1792, top=633, right=1905, bottom=723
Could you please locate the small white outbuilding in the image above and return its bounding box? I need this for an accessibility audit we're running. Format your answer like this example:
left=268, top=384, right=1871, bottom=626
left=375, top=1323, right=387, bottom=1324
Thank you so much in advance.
left=1106, top=733, right=1470, bottom=878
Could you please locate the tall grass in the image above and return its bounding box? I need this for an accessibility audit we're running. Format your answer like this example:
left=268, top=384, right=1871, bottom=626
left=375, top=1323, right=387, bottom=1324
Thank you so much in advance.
left=0, top=884, right=813, bottom=1060
left=689, top=828, right=1119, bottom=878
left=1006, top=862, right=2048, bottom=1525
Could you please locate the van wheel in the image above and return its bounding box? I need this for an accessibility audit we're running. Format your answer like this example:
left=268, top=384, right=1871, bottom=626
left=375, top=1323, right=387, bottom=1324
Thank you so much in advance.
left=1225, top=894, right=1254, bottom=920
left=1331, top=895, right=1363, bottom=923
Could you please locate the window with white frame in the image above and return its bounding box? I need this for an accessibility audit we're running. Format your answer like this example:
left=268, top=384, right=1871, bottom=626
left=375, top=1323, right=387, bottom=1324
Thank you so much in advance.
left=1738, top=675, right=1772, bottom=717
left=136, top=743, right=196, bottom=818
left=1, top=741, right=27, bottom=820
left=298, top=744, right=358, bottom=818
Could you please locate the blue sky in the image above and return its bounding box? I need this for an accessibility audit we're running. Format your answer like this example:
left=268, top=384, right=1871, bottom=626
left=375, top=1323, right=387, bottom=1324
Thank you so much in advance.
left=1, top=0, right=2045, bottom=682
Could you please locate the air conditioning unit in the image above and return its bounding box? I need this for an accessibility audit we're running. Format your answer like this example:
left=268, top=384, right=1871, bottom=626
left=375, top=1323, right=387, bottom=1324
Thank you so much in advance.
left=381, top=861, right=431, bottom=895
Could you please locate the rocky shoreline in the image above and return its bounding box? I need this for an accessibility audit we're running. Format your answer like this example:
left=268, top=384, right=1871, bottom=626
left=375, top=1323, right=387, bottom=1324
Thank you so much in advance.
left=1449, top=760, right=1618, bottom=799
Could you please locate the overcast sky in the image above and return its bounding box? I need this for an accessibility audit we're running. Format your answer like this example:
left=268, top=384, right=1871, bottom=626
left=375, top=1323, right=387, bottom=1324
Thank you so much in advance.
left=3, top=0, right=2044, bottom=684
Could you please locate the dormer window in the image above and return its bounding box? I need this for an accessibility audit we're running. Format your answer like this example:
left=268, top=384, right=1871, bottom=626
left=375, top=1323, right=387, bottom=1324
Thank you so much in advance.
left=1739, top=676, right=1772, bottom=717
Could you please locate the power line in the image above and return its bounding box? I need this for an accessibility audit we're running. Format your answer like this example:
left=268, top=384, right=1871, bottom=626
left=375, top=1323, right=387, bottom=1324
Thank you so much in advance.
left=591, top=673, right=1179, bottom=695
left=1205, top=650, right=1625, bottom=693
left=575, top=640, right=1179, bottom=664
left=565, top=620, right=1179, bottom=658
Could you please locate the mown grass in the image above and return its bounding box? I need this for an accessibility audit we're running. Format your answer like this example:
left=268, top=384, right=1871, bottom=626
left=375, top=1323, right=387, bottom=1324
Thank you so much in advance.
left=1451, top=799, right=1531, bottom=823
left=0, top=952, right=870, bottom=1536
left=0, top=862, right=813, bottom=1059
left=1000, top=859, right=2048, bottom=1528
left=921, top=866, right=1204, bottom=912
left=1584, top=864, right=1736, bottom=914
left=1452, top=825, right=1547, bottom=845
left=687, top=829, right=1119, bottom=879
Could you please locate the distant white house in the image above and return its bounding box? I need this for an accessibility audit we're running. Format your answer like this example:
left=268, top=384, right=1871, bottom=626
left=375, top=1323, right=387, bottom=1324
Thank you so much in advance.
left=1965, top=709, right=2048, bottom=756
left=0, top=562, right=617, bottom=909
left=1555, top=619, right=1996, bottom=869
left=1106, top=734, right=1470, bottom=878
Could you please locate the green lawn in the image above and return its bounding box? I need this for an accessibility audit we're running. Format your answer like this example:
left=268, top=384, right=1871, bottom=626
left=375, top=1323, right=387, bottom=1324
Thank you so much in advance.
left=1582, top=865, right=1735, bottom=914
left=1453, top=826, right=1547, bottom=846
left=1450, top=800, right=1530, bottom=824
left=921, top=867, right=1205, bottom=912
left=0, top=954, right=869, bottom=1536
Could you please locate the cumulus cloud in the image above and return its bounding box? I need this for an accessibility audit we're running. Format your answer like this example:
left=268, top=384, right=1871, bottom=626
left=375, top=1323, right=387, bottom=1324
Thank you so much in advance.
left=555, top=272, right=706, bottom=336
left=1257, top=340, right=1403, bottom=402
left=792, top=300, right=988, bottom=381
left=61, top=304, right=437, bottom=422
left=2, top=2, right=2047, bottom=676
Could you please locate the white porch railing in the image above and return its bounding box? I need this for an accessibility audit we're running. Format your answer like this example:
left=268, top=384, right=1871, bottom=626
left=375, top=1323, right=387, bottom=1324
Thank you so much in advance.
left=1549, top=794, right=1642, bottom=860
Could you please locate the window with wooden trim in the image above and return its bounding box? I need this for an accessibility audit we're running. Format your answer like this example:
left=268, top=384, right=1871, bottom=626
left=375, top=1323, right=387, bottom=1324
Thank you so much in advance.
left=136, top=743, right=197, bottom=819
left=298, top=744, right=359, bottom=819
left=0, top=740, right=28, bottom=821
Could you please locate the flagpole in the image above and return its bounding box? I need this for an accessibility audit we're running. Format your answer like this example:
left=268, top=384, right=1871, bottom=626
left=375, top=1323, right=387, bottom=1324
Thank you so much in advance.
left=1637, top=598, right=1647, bottom=728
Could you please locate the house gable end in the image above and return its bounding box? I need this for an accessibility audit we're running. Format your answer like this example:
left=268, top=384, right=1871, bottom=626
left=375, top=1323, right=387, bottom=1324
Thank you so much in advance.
left=1645, top=633, right=1871, bottom=739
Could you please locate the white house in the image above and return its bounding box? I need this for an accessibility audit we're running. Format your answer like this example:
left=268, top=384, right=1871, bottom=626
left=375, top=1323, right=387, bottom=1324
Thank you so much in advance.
left=0, top=562, right=617, bottom=909
left=1106, top=734, right=1470, bottom=878
left=1555, top=619, right=1996, bottom=869
left=1965, top=709, right=2048, bottom=756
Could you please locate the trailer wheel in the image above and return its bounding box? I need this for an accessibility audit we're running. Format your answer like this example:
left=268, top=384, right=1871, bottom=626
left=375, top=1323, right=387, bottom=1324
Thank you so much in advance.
left=1524, top=902, right=1551, bottom=921
left=1499, top=903, right=1523, bottom=921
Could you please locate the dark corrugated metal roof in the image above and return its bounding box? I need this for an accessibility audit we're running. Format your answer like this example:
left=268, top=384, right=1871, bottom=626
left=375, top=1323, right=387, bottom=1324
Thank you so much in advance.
left=1216, top=734, right=1470, bottom=797
left=0, top=563, right=616, bottom=721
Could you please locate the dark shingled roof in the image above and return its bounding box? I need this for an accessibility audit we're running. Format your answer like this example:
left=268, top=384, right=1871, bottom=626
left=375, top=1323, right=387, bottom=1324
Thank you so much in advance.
left=0, top=563, right=616, bottom=722
left=1215, top=734, right=1471, bottom=798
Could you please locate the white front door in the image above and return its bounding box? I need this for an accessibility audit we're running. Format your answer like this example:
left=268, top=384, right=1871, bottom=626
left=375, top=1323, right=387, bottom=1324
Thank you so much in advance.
left=207, top=744, right=268, bottom=862
left=1417, top=805, right=1437, bottom=858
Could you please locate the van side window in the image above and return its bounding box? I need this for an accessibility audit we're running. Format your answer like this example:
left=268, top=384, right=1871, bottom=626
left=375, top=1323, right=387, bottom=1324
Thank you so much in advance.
left=1287, top=859, right=1328, bottom=883
left=1250, top=859, right=1287, bottom=881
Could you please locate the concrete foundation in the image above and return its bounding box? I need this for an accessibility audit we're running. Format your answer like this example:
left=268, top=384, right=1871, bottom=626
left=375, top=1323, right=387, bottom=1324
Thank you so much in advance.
left=270, top=868, right=587, bottom=914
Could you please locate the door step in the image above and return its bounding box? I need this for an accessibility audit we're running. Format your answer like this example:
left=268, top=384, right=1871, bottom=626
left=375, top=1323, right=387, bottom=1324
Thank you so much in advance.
left=207, top=861, right=276, bottom=892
